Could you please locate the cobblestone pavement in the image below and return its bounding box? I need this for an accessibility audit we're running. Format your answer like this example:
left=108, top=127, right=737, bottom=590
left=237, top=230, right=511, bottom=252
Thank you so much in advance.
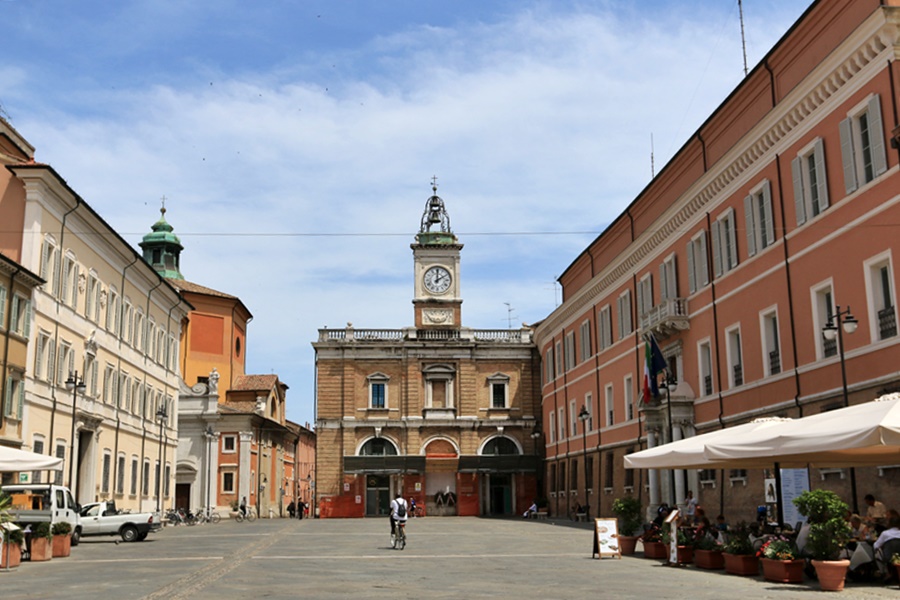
left=1, top=516, right=897, bottom=599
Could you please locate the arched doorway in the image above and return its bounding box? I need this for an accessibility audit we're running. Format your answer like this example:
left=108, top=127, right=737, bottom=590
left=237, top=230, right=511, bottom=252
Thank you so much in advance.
left=480, top=436, right=520, bottom=516
left=424, top=438, right=459, bottom=516
left=359, top=437, right=397, bottom=516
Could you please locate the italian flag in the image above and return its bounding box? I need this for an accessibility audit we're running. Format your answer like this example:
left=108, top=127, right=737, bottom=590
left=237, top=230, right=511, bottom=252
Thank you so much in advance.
left=642, top=335, right=666, bottom=403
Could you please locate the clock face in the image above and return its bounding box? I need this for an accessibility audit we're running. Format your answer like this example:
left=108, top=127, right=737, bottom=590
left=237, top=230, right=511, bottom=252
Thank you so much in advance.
left=423, top=266, right=452, bottom=294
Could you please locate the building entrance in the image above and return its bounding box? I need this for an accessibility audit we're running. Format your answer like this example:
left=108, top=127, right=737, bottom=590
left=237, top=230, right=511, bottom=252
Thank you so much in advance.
left=485, top=474, right=513, bottom=515
left=366, top=475, right=390, bottom=516
left=175, top=483, right=191, bottom=510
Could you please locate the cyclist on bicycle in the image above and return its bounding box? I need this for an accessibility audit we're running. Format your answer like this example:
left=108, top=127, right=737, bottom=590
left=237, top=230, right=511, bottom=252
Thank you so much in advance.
left=389, top=493, right=408, bottom=537
left=409, top=497, right=418, bottom=517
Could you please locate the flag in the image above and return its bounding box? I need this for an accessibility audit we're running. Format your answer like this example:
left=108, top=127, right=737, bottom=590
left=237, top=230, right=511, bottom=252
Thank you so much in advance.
left=642, top=334, right=667, bottom=403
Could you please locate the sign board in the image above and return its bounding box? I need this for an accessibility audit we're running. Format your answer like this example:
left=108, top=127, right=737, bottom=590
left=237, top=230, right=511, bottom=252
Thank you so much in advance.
left=343, top=482, right=350, bottom=492
left=664, top=508, right=680, bottom=564
left=592, top=518, right=621, bottom=559
left=18, top=472, right=29, bottom=483
left=355, top=495, right=361, bottom=504
left=415, top=482, right=422, bottom=492
left=779, top=468, right=810, bottom=528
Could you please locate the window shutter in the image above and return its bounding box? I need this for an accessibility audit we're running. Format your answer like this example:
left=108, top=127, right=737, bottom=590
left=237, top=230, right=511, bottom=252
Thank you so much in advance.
left=699, top=230, right=709, bottom=287
left=40, top=242, right=49, bottom=279
left=4, top=378, right=12, bottom=416
left=711, top=219, right=723, bottom=277
left=839, top=117, right=858, bottom=194
left=867, top=94, right=887, bottom=178
left=17, top=381, right=24, bottom=418
left=68, top=348, right=75, bottom=375
left=23, top=300, right=31, bottom=337
left=92, top=360, right=99, bottom=397
left=791, top=156, right=806, bottom=225
left=762, top=182, right=775, bottom=246
left=52, top=252, right=60, bottom=298
left=35, top=336, right=44, bottom=378
left=726, top=209, right=738, bottom=270
left=636, top=284, right=644, bottom=321
left=744, top=195, right=757, bottom=257
left=617, top=297, right=625, bottom=337
left=687, top=241, right=696, bottom=293
left=812, top=139, right=829, bottom=213
left=659, top=264, right=668, bottom=301
left=0, top=286, right=6, bottom=326
left=47, top=339, right=55, bottom=384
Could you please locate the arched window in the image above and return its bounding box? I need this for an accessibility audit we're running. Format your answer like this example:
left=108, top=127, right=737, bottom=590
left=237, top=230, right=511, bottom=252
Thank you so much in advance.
left=359, top=438, right=398, bottom=456
left=482, top=437, right=520, bottom=455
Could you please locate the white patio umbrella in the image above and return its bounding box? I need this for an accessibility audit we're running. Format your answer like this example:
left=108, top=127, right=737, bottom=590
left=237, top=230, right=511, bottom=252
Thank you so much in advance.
left=0, top=445, right=64, bottom=472
left=623, top=417, right=793, bottom=470
left=703, top=394, right=900, bottom=468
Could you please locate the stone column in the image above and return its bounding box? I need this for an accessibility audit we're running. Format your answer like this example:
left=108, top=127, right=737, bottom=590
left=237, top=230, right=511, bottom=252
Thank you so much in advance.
left=647, top=428, right=660, bottom=517
left=672, top=424, right=685, bottom=511
left=239, top=431, right=253, bottom=507
left=682, top=423, right=699, bottom=498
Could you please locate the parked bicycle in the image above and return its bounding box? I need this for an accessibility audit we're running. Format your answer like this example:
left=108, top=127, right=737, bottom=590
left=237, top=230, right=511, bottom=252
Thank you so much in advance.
left=194, top=507, right=221, bottom=524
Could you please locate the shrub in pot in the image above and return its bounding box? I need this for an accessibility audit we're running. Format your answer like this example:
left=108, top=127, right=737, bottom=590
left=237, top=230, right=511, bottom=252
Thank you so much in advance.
left=793, top=489, right=852, bottom=591
left=1, top=526, right=24, bottom=568
left=722, top=522, right=759, bottom=576
left=694, top=534, right=725, bottom=569
left=612, top=497, right=642, bottom=555
left=51, top=521, right=73, bottom=557
left=31, top=521, right=53, bottom=561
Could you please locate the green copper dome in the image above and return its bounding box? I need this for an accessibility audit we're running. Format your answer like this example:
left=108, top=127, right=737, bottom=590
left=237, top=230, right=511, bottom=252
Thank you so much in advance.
left=140, top=206, right=184, bottom=280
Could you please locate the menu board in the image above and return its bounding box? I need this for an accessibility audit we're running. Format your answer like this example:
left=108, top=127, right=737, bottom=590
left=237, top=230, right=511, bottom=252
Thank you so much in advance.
left=780, top=468, right=810, bottom=528
left=592, top=518, right=621, bottom=559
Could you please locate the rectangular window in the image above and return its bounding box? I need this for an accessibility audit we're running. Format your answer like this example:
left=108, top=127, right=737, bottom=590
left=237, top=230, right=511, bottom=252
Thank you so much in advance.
left=370, top=382, right=386, bottom=409
left=55, top=443, right=66, bottom=486
left=727, top=327, right=743, bottom=387
left=745, top=180, right=775, bottom=255
left=544, top=347, right=554, bottom=383
left=558, top=463, right=566, bottom=496
left=605, top=384, right=614, bottom=427
left=9, top=294, right=31, bottom=337
left=814, top=285, right=836, bottom=359
left=32, top=437, right=45, bottom=484
left=222, top=471, right=235, bottom=493
left=687, top=231, right=710, bottom=293
left=142, top=459, right=150, bottom=496
left=624, top=375, right=634, bottom=421
left=840, top=94, right=887, bottom=194
left=564, top=332, right=575, bottom=371
left=4, top=377, right=24, bottom=420
left=549, top=464, right=557, bottom=494
left=636, top=275, right=653, bottom=318
left=605, top=452, right=614, bottom=489
left=101, top=451, right=111, bottom=494
left=584, top=393, right=593, bottom=431
left=165, top=464, right=171, bottom=497
left=792, top=139, right=829, bottom=225
left=617, top=290, right=633, bottom=339
left=558, top=407, right=565, bottom=441
left=579, top=320, right=592, bottom=362
left=659, top=254, right=677, bottom=301
left=131, top=457, right=138, bottom=496
left=712, top=208, right=738, bottom=277
left=555, top=341, right=563, bottom=376
left=866, top=256, right=897, bottom=340
left=598, top=305, right=612, bottom=350
left=491, top=382, right=507, bottom=409
left=570, top=459, right=578, bottom=491
left=0, top=285, right=5, bottom=331
left=624, top=448, right=635, bottom=489
left=116, top=454, right=125, bottom=494
left=699, top=340, right=713, bottom=396
left=585, top=455, right=594, bottom=490
left=761, top=310, right=781, bottom=376
left=222, top=434, right=235, bottom=453
left=549, top=410, right=556, bottom=444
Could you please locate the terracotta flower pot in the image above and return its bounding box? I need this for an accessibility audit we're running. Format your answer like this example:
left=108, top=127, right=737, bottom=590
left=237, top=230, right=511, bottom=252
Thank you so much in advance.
left=642, top=540, right=667, bottom=559
left=618, top=535, right=639, bottom=556
left=30, top=537, right=53, bottom=561
left=812, top=559, right=850, bottom=591
left=723, top=553, right=759, bottom=576
left=675, top=545, right=694, bottom=564
left=761, top=557, right=805, bottom=583
left=0, top=542, right=22, bottom=568
left=52, top=534, right=71, bottom=558
left=694, top=548, right=725, bottom=570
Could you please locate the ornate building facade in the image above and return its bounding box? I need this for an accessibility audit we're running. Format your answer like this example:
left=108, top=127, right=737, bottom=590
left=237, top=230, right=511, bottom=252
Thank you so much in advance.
left=313, top=187, right=541, bottom=518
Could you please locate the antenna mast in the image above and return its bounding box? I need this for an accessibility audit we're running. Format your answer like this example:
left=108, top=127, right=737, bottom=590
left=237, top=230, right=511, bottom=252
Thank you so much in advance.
left=503, top=302, right=517, bottom=329
left=738, top=0, right=749, bottom=76
left=650, top=133, right=655, bottom=178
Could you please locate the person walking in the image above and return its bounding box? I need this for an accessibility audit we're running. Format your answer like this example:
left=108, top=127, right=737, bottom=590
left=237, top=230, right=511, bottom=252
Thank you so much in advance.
left=684, top=490, right=698, bottom=523
left=287, top=500, right=296, bottom=519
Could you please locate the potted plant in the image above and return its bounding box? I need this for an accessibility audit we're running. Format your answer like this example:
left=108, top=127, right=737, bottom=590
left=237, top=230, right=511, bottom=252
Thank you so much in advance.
left=661, top=525, right=694, bottom=564
left=722, top=522, right=759, bottom=576
left=793, top=489, right=852, bottom=591
left=29, top=521, right=53, bottom=561
left=641, top=524, right=667, bottom=559
left=758, top=536, right=804, bottom=583
left=612, top=497, right=642, bottom=555
left=694, top=534, right=725, bottom=569
left=891, top=553, right=900, bottom=584
left=1, top=525, right=24, bottom=568
left=51, top=521, right=73, bottom=557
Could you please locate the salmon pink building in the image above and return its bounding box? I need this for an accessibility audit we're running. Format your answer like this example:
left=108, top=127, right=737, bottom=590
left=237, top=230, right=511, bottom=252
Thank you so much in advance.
left=534, top=0, right=900, bottom=522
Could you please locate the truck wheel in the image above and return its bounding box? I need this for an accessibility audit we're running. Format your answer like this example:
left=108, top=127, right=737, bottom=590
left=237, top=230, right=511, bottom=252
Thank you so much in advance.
left=121, top=525, right=139, bottom=542
left=136, top=532, right=148, bottom=541
left=71, top=528, right=81, bottom=546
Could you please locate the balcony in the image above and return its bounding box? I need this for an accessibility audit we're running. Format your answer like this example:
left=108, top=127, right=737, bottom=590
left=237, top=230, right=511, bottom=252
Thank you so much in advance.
left=639, top=298, right=689, bottom=339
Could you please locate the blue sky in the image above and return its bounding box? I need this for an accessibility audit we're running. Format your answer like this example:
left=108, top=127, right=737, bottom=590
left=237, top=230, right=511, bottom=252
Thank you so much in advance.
left=3, top=0, right=814, bottom=427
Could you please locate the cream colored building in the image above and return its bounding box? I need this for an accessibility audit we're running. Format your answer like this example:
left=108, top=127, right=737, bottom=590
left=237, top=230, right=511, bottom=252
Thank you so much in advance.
left=0, top=118, right=189, bottom=511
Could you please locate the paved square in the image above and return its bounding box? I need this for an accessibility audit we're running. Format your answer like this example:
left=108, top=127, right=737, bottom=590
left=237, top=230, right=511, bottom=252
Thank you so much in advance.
left=1, top=518, right=897, bottom=599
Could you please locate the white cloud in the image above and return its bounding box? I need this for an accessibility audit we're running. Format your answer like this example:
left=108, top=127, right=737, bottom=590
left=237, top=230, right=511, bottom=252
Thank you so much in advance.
left=7, top=1, right=813, bottom=425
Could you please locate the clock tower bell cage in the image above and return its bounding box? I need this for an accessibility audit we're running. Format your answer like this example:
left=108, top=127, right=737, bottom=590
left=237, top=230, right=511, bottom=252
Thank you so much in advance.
left=412, top=182, right=463, bottom=329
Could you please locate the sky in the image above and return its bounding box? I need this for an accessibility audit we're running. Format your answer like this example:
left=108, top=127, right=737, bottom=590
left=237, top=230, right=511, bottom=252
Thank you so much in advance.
left=2, top=0, right=815, bottom=427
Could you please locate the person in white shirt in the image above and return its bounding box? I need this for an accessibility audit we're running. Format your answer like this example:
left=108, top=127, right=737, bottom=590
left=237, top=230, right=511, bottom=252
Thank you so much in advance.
left=874, top=516, right=900, bottom=578
left=389, top=493, right=408, bottom=538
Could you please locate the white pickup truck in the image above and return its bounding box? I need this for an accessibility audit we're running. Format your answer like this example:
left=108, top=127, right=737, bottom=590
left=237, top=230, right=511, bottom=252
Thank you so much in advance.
left=2, top=483, right=83, bottom=545
left=79, top=500, right=161, bottom=542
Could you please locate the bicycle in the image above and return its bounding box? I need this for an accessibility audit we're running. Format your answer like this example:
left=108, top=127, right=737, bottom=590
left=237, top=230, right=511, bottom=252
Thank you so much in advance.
left=234, top=509, right=257, bottom=522
left=390, top=521, right=406, bottom=550
left=195, top=507, right=221, bottom=524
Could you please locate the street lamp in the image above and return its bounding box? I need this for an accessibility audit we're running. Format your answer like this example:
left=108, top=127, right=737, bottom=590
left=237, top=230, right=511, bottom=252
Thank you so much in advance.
left=822, top=304, right=858, bottom=512
left=65, top=372, right=86, bottom=503
left=664, top=371, right=678, bottom=507
left=156, top=404, right=168, bottom=514
left=578, top=405, right=590, bottom=515
left=204, top=425, right=217, bottom=516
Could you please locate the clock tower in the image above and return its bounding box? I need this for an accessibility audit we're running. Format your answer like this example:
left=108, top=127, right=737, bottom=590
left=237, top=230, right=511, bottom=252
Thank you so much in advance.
left=412, top=183, right=463, bottom=329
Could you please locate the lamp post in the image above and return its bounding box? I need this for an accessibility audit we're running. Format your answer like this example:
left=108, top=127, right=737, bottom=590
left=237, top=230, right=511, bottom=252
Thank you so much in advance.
left=156, top=404, right=168, bottom=514
left=530, top=425, right=543, bottom=511
left=664, top=371, right=678, bottom=508
left=578, top=405, right=590, bottom=514
left=204, top=425, right=216, bottom=515
left=822, top=304, right=858, bottom=513
left=65, top=372, right=86, bottom=503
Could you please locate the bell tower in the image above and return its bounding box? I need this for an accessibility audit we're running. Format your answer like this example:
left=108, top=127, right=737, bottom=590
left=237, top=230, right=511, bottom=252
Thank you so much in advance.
left=411, top=181, right=462, bottom=329
left=139, top=200, right=184, bottom=280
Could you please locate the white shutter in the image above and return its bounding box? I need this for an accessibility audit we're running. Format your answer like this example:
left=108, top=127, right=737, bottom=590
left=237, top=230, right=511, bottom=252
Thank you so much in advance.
left=726, top=209, right=738, bottom=270
left=52, top=251, right=60, bottom=298
left=47, top=339, right=55, bottom=384
left=10, top=295, right=19, bottom=334
left=0, top=286, right=6, bottom=326
left=813, top=139, right=829, bottom=213
left=92, top=360, right=99, bottom=397
left=839, top=117, right=858, bottom=194
left=35, top=336, right=44, bottom=378
left=687, top=241, right=696, bottom=293
left=23, top=300, right=31, bottom=337
left=698, top=231, right=709, bottom=287
left=658, top=264, right=668, bottom=301
left=17, top=381, right=24, bottom=419
left=762, top=182, right=775, bottom=246
left=868, top=94, right=887, bottom=178
left=744, top=194, right=757, bottom=257
left=40, top=241, right=50, bottom=279
left=636, top=283, right=644, bottom=321
left=711, top=219, right=723, bottom=277
left=68, top=348, right=75, bottom=375
left=4, top=378, right=11, bottom=416
left=792, top=155, right=806, bottom=225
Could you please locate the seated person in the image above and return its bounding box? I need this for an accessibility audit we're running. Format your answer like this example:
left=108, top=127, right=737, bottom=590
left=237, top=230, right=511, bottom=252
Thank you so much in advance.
left=523, top=501, right=538, bottom=519
left=874, top=516, right=900, bottom=580
left=849, top=514, right=871, bottom=542
left=572, top=502, right=586, bottom=519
